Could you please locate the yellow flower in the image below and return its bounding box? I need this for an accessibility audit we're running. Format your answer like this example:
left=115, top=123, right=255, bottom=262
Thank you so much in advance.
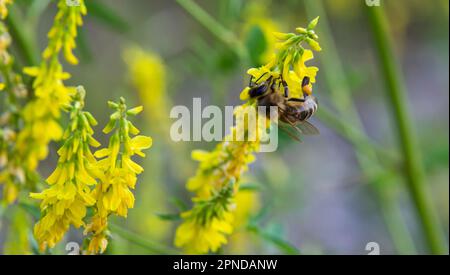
left=175, top=184, right=236, bottom=254
left=0, top=0, right=13, bottom=19
left=293, top=49, right=319, bottom=84
left=242, top=19, right=322, bottom=100
left=85, top=98, right=152, bottom=254
left=16, top=0, right=87, bottom=173
left=175, top=210, right=234, bottom=254
left=17, top=63, right=75, bottom=170
left=30, top=87, right=101, bottom=251
left=43, top=0, right=87, bottom=65
left=83, top=215, right=108, bottom=254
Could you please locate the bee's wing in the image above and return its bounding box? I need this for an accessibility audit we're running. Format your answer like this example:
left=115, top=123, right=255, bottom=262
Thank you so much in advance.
left=278, top=122, right=302, bottom=142
left=275, top=105, right=305, bottom=142
left=297, top=121, right=320, bottom=135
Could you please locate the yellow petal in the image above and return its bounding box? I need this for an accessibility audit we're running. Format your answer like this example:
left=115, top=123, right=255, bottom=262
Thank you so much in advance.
left=130, top=136, right=152, bottom=149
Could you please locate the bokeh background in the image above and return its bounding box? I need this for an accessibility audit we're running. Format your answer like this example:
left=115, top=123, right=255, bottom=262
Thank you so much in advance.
left=0, top=0, right=448, bottom=255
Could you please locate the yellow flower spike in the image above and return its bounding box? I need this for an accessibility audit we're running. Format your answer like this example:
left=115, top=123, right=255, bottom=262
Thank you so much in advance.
left=175, top=185, right=236, bottom=254
left=175, top=116, right=261, bottom=253
left=175, top=20, right=322, bottom=254
left=1, top=21, right=28, bottom=204
left=30, top=86, right=100, bottom=251
left=15, top=0, right=87, bottom=178
left=0, top=0, right=13, bottom=19
left=85, top=98, right=152, bottom=254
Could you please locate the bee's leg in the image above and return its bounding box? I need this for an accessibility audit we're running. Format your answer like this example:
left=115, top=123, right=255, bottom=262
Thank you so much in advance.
left=282, top=81, right=289, bottom=98
left=248, top=76, right=253, bottom=87
left=270, top=83, right=276, bottom=93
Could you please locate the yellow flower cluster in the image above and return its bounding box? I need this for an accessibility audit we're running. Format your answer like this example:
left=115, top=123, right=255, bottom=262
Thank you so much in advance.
left=84, top=98, right=152, bottom=254
left=175, top=183, right=237, bottom=254
left=0, top=22, right=30, bottom=203
left=175, top=19, right=322, bottom=254
left=30, top=89, right=151, bottom=253
left=16, top=0, right=86, bottom=174
left=174, top=111, right=264, bottom=254
left=240, top=18, right=321, bottom=102
left=30, top=87, right=101, bottom=251
left=0, top=0, right=12, bottom=19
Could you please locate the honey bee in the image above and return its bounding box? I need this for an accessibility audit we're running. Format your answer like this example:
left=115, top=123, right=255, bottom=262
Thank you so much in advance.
left=248, top=74, right=319, bottom=140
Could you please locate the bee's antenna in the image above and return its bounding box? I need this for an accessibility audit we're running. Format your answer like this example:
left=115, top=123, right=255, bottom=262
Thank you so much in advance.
left=282, top=80, right=289, bottom=98
left=254, top=72, right=268, bottom=83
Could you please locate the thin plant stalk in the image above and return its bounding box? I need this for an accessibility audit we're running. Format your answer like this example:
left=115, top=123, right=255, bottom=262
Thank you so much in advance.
left=365, top=5, right=447, bottom=254
left=6, top=7, right=39, bottom=67
left=175, top=0, right=250, bottom=64
left=304, top=0, right=417, bottom=254
left=109, top=223, right=180, bottom=255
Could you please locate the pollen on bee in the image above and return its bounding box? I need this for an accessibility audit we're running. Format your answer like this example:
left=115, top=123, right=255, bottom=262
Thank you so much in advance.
left=302, top=84, right=313, bottom=95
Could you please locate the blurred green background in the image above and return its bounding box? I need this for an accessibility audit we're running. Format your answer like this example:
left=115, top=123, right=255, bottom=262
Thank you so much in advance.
left=0, top=0, right=448, bottom=255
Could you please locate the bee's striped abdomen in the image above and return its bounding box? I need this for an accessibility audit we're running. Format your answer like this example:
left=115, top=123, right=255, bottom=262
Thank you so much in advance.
left=297, top=97, right=318, bottom=121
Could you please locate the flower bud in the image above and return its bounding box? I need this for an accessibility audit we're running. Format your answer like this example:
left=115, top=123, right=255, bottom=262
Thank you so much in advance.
left=306, top=38, right=322, bottom=51
left=295, top=27, right=308, bottom=34
left=308, top=16, right=320, bottom=30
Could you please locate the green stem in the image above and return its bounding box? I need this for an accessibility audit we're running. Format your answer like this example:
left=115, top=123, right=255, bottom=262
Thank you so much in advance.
left=365, top=5, right=447, bottom=254
left=175, top=0, right=249, bottom=64
left=5, top=7, right=39, bottom=67
left=305, top=0, right=417, bottom=254
left=109, top=223, right=180, bottom=254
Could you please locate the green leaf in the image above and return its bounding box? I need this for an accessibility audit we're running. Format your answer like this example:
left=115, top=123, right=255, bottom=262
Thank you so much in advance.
left=155, top=213, right=181, bottom=221
left=249, top=201, right=273, bottom=224
left=247, top=224, right=300, bottom=255
left=239, top=182, right=262, bottom=191
left=244, top=25, right=267, bottom=67
left=169, top=197, right=189, bottom=211
left=26, top=0, right=52, bottom=23
left=18, top=202, right=40, bottom=219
